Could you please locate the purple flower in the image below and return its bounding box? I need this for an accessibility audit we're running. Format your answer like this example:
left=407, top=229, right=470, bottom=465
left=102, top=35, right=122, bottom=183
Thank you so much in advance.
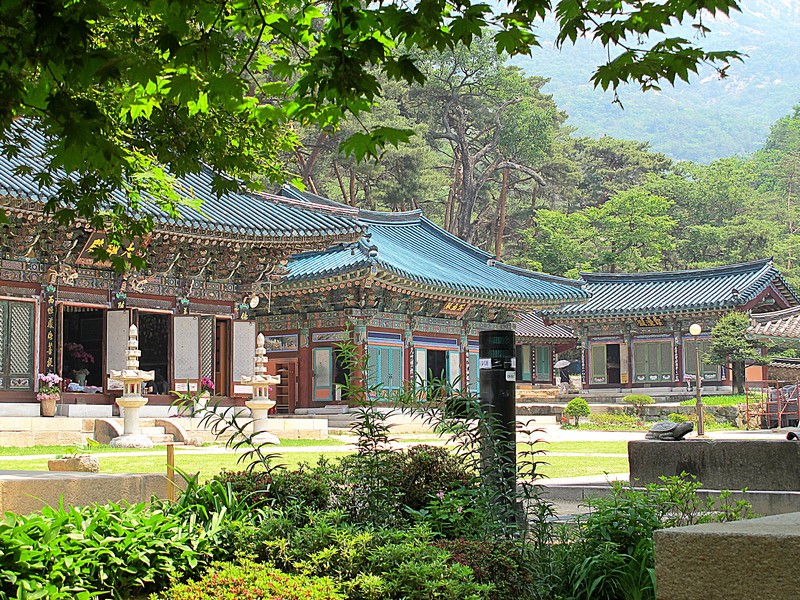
left=456, top=506, right=463, bottom=513
left=200, top=376, right=215, bottom=393
left=436, top=490, right=445, bottom=500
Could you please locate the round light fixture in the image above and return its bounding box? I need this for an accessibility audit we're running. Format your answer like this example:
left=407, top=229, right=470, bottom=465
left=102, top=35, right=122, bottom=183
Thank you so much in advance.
left=689, top=323, right=702, bottom=337
left=248, top=295, right=261, bottom=309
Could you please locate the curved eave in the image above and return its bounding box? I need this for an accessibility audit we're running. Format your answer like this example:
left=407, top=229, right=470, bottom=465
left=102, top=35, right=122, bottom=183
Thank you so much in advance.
left=275, top=266, right=587, bottom=309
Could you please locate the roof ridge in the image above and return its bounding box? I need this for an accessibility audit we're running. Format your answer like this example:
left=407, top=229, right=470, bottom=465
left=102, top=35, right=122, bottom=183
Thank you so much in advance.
left=259, top=189, right=360, bottom=217
left=358, top=209, right=423, bottom=224
left=496, top=262, right=586, bottom=289
left=581, top=259, right=774, bottom=282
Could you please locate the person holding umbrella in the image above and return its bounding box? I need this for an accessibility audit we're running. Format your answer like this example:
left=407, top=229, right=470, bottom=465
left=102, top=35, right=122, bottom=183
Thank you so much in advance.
left=555, top=359, right=571, bottom=394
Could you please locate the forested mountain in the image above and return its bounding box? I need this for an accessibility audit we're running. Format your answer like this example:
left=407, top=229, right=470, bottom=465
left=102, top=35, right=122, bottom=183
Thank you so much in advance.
left=512, top=1, right=800, bottom=163
left=288, top=30, right=800, bottom=290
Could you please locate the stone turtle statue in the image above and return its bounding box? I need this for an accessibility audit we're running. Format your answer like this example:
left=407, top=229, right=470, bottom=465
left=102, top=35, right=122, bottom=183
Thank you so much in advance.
left=645, top=420, right=694, bottom=441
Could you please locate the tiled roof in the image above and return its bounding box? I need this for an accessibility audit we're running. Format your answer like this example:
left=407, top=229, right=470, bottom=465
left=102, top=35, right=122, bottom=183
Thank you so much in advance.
left=277, top=187, right=587, bottom=307
left=747, top=305, right=800, bottom=342
left=546, top=260, right=799, bottom=320
left=0, top=121, right=362, bottom=241
left=516, top=313, right=576, bottom=342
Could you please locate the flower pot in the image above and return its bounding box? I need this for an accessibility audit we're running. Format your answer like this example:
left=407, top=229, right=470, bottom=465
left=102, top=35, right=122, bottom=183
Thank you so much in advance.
left=76, top=372, right=88, bottom=386
left=40, top=395, right=58, bottom=417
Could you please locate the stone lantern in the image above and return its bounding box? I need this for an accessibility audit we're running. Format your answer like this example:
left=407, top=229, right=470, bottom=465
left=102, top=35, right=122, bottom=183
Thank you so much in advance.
left=243, top=333, right=281, bottom=445
left=109, top=324, right=155, bottom=448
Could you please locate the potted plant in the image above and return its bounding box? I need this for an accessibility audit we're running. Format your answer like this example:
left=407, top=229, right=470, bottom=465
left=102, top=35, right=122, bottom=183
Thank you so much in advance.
left=198, top=376, right=214, bottom=410
left=37, top=372, right=62, bottom=417
left=64, top=342, right=95, bottom=386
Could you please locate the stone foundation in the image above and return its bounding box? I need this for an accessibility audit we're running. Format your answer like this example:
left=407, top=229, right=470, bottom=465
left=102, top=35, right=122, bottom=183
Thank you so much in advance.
left=655, top=512, right=800, bottom=600
left=0, top=470, right=172, bottom=514
left=629, top=439, right=800, bottom=490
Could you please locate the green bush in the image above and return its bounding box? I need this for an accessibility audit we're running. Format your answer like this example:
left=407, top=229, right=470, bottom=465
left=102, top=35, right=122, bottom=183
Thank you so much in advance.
left=0, top=500, right=210, bottom=599
left=434, top=538, right=533, bottom=600
left=389, top=445, right=472, bottom=512
left=213, top=463, right=333, bottom=519
left=667, top=412, right=688, bottom=423
left=588, top=411, right=642, bottom=430
left=159, top=560, right=343, bottom=600
left=237, top=516, right=493, bottom=600
left=623, top=394, right=655, bottom=418
left=563, top=397, right=591, bottom=426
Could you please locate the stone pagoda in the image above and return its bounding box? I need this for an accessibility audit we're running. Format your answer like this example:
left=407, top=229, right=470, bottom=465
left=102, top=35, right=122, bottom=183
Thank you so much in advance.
left=109, top=324, right=155, bottom=448
left=243, top=333, right=281, bottom=445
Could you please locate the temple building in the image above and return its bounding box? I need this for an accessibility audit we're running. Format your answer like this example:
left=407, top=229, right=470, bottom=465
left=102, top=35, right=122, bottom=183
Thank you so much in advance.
left=513, top=313, right=577, bottom=385
left=544, top=260, right=799, bottom=392
left=256, top=187, right=587, bottom=412
left=0, top=123, right=362, bottom=416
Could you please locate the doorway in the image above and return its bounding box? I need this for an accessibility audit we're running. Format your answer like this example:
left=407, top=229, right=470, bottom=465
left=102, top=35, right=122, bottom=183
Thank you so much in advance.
left=61, top=307, right=104, bottom=387
left=606, top=344, right=621, bottom=384
left=137, top=313, right=170, bottom=385
left=426, top=349, right=447, bottom=381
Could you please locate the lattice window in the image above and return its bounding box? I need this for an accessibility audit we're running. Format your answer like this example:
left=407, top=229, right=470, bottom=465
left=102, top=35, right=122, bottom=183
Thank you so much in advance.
left=200, top=316, right=214, bottom=379
left=0, top=300, right=35, bottom=390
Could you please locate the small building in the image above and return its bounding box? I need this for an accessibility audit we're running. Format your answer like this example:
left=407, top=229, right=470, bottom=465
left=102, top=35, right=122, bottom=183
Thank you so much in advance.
left=747, top=305, right=800, bottom=381
left=544, top=260, right=799, bottom=392
left=0, top=122, right=362, bottom=416
left=258, top=188, right=587, bottom=411
left=514, top=313, right=577, bottom=385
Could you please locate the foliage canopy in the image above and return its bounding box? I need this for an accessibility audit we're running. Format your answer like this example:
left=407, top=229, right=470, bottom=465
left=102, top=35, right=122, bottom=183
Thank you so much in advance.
left=0, top=0, right=743, bottom=245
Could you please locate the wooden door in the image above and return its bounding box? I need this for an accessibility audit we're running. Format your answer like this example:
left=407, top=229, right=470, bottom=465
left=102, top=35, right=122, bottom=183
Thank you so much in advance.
left=268, top=359, right=297, bottom=414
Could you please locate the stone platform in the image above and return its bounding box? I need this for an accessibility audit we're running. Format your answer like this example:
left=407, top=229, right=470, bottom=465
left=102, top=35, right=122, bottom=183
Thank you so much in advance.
left=0, top=470, right=171, bottom=514
left=655, top=512, right=800, bottom=600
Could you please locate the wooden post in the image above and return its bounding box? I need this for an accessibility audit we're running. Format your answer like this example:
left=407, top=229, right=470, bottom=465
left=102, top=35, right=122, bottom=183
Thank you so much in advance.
left=166, top=443, right=176, bottom=502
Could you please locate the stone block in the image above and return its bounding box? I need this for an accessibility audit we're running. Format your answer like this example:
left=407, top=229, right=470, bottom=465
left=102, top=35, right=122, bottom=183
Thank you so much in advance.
left=0, top=417, right=33, bottom=431
left=629, top=439, right=800, bottom=491
left=0, top=432, right=35, bottom=446
left=32, top=417, right=85, bottom=432
left=32, top=431, right=87, bottom=446
left=655, top=512, right=800, bottom=600
left=0, top=404, right=40, bottom=417
left=0, top=470, right=170, bottom=514
left=58, top=404, right=113, bottom=418
left=48, top=456, right=100, bottom=472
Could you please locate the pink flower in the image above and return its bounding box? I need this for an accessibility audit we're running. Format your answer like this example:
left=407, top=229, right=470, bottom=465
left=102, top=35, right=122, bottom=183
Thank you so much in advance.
left=436, top=490, right=445, bottom=500
left=456, top=506, right=463, bottom=513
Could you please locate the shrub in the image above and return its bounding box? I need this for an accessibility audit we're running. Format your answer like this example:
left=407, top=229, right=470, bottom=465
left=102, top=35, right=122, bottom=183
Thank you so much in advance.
left=159, top=560, right=343, bottom=600
left=434, top=538, right=534, bottom=600
left=563, top=397, right=591, bottom=426
left=667, top=412, right=688, bottom=423
left=588, top=411, right=642, bottom=430
left=623, top=394, right=655, bottom=418
left=0, top=500, right=210, bottom=599
left=389, top=445, right=472, bottom=511
left=213, top=463, right=333, bottom=519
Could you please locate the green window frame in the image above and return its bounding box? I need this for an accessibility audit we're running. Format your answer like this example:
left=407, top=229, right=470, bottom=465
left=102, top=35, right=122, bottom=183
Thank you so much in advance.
left=590, top=344, right=607, bottom=384
left=683, top=339, right=719, bottom=381
left=367, top=345, right=403, bottom=393
left=0, top=300, right=35, bottom=391
left=313, top=347, right=333, bottom=401
left=633, top=341, right=673, bottom=382
left=535, top=345, right=551, bottom=382
left=468, top=351, right=480, bottom=395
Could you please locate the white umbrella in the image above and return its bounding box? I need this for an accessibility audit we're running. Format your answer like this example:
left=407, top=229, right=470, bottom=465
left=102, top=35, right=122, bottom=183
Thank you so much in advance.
left=554, top=359, right=571, bottom=369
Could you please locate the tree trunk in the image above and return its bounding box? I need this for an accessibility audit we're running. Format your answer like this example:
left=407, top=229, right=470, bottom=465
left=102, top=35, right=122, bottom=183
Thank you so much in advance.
left=495, top=167, right=509, bottom=258
left=732, top=361, right=745, bottom=395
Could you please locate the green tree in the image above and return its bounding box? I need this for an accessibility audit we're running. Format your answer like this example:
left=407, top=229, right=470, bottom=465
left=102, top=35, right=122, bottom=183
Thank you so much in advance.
left=708, top=311, right=763, bottom=394
left=0, top=0, right=743, bottom=264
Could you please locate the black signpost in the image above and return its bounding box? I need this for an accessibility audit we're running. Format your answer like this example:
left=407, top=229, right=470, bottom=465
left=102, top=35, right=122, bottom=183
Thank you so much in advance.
left=479, top=330, right=517, bottom=524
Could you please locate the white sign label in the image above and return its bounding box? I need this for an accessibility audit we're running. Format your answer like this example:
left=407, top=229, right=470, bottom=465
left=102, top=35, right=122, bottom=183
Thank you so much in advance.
left=233, top=384, right=254, bottom=396
left=175, top=382, right=188, bottom=392
left=479, top=358, right=492, bottom=369
left=505, top=371, right=516, bottom=381
left=510, top=358, right=517, bottom=369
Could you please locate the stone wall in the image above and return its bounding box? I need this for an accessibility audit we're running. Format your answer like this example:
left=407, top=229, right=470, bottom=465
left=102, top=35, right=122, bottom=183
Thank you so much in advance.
left=655, top=512, right=800, bottom=600
left=629, top=439, right=800, bottom=491
left=0, top=470, right=174, bottom=514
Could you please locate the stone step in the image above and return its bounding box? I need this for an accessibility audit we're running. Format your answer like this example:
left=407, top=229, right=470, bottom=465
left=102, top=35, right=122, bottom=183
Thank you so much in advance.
left=141, top=426, right=166, bottom=436
left=147, top=434, right=176, bottom=444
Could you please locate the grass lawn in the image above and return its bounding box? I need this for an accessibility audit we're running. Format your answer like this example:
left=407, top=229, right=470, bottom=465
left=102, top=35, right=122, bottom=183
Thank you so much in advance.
left=679, top=394, right=746, bottom=406
left=0, top=441, right=629, bottom=480
left=0, top=438, right=346, bottom=457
